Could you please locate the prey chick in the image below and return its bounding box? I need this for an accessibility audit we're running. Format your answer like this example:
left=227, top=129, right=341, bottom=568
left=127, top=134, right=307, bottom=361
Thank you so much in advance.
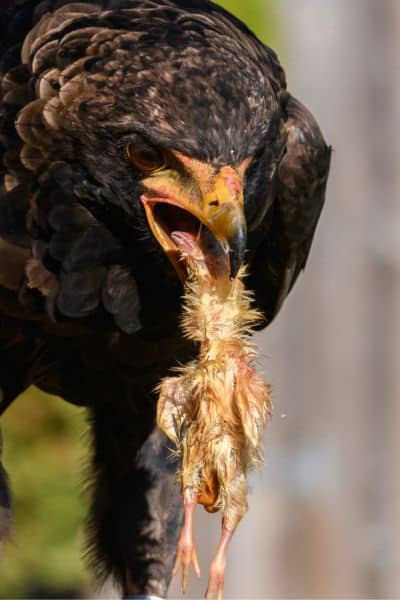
left=157, top=241, right=271, bottom=599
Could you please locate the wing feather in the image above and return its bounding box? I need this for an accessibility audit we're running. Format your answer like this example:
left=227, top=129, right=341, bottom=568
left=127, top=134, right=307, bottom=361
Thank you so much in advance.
left=248, top=94, right=331, bottom=324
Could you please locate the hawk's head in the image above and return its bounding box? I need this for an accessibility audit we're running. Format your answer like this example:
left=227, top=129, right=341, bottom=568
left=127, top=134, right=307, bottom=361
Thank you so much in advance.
left=7, top=1, right=286, bottom=332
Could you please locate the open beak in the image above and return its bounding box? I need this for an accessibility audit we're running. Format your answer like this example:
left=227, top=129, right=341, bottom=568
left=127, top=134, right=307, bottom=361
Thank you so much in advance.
left=141, top=166, right=247, bottom=281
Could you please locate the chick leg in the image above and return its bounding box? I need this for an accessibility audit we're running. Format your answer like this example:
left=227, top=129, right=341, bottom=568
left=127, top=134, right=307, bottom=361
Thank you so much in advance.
left=173, top=487, right=201, bottom=591
left=205, top=519, right=233, bottom=600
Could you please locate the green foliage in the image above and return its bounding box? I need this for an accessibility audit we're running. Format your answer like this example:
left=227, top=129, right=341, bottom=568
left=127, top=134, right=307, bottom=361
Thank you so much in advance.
left=216, top=0, right=280, bottom=50
left=1, top=388, right=88, bottom=598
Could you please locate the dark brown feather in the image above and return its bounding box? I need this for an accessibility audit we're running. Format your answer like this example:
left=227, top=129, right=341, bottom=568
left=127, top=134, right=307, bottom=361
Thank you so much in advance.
left=248, top=95, right=331, bottom=323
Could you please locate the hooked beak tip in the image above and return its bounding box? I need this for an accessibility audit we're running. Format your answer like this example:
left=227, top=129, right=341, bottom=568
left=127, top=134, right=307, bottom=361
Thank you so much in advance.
left=228, top=228, right=247, bottom=279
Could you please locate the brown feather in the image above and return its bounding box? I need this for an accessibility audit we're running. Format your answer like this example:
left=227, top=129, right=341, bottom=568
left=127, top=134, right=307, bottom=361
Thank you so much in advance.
left=0, top=238, right=29, bottom=290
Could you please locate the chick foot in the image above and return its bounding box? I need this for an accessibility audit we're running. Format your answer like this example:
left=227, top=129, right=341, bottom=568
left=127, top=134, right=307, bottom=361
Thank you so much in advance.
left=173, top=488, right=200, bottom=592
left=205, top=520, right=233, bottom=600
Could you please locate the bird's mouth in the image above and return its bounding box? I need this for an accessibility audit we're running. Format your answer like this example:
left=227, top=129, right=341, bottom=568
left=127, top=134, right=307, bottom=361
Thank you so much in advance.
left=141, top=167, right=247, bottom=282
left=142, top=200, right=229, bottom=280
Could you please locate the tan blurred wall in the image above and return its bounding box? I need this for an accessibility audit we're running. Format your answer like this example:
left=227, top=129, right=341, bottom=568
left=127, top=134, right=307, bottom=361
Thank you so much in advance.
left=170, top=1, right=400, bottom=598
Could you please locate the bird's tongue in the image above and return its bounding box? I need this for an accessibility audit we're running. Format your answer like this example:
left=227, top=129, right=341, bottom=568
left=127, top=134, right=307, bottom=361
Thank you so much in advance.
left=171, top=229, right=230, bottom=279
left=170, top=231, right=200, bottom=257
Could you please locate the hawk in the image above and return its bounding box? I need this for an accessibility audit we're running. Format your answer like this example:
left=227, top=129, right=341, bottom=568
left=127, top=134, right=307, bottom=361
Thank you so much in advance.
left=0, top=1, right=331, bottom=597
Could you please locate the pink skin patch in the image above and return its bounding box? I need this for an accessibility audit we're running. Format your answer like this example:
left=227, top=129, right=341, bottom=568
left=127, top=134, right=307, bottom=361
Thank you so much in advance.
left=170, top=230, right=210, bottom=276
left=220, top=166, right=242, bottom=196
left=170, top=231, right=200, bottom=256
left=171, top=230, right=229, bottom=280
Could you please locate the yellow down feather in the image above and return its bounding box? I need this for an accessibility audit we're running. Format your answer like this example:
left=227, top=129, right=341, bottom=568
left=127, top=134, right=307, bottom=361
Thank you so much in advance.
left=157, top=265, right=272, bottom=531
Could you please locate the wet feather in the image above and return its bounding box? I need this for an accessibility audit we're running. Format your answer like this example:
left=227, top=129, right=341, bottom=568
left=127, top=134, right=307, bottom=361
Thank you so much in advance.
left=158, top=265, right=272, bottom=531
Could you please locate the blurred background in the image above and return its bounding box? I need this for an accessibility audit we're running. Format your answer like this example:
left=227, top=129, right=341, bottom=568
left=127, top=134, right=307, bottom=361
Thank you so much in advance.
left=1, top=0, right=400, bottom=597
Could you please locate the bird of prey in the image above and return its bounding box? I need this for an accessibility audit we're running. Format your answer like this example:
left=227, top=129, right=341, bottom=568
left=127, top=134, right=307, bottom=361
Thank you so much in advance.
left=0, top=0, right=331, bottom=598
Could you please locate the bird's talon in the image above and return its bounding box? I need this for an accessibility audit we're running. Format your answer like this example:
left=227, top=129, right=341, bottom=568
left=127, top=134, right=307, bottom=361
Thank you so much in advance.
left=205, top=564, right=225, bottom=600
left=174, top=539, right=200, bottom=592
left=172, top=556, right=180, bottom=578
left=205, top=527, right=230, bottom=600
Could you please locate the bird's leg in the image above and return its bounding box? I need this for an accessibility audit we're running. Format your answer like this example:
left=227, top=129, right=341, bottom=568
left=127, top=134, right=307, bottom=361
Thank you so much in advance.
left=205, top=518, right=234, bottom=600
left=173, top=487, right=201, bottom=591
left=88, top=403, right=182, bottom=598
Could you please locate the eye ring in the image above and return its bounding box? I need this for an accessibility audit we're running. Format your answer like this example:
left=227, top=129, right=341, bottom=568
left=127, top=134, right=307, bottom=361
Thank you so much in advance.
left=125, top=143, right=166, bottom=174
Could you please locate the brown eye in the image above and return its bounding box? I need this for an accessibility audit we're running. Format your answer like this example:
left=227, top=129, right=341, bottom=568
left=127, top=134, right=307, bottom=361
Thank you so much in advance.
left=125, top=143, right=166, bottom=173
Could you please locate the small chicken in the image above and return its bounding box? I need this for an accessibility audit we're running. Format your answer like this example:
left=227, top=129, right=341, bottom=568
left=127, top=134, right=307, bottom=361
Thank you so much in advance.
left=157, top=234, right=271, bottom=599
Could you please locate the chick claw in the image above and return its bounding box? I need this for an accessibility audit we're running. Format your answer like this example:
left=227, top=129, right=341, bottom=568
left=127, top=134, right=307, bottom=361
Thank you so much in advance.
left=173, top=534, right=201, bottom=592
left=205, top=555, right=225, bottom=600
left=205, top=521, right=233, bottom=600
left=173, top=488, right=200, bottom=592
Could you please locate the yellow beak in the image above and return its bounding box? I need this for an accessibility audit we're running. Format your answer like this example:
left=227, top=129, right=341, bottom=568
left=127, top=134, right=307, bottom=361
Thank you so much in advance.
left=141, top=166, right=247, bottom=281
